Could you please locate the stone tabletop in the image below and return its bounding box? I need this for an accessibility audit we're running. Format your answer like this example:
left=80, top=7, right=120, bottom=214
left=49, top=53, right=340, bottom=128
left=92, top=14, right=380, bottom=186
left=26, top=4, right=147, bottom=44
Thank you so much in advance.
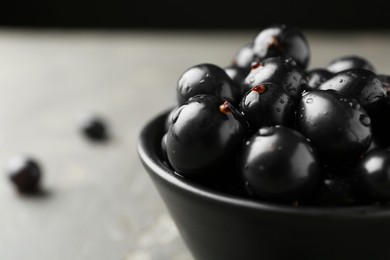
left=0, top=28, right=389, bottom=260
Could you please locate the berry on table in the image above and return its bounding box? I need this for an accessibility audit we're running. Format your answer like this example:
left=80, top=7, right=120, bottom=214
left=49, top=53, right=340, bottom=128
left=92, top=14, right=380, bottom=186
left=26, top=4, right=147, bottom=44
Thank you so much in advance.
left=6, top=155, right=42, bottom=193
left=80, top=113, right=109, bottom=141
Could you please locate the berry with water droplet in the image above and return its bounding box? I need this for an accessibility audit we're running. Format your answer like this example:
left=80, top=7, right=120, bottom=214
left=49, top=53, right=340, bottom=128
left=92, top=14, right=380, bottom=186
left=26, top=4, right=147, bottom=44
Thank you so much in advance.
left=318, top=68, right=385, bottom=109
left=166, top=94, right=249, bottom=179
left=243, top=56, right=307, bottom=100
left=240, top=125, right=321, bottom=202
left=239, top=83, right=295, bottom=133
left=297, top=90, right=372, bottom=168
left=176, top=63, right=242, bottom=107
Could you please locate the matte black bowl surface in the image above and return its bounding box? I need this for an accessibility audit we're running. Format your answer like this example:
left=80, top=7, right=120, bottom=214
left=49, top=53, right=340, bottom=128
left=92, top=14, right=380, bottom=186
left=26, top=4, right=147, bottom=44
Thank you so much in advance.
left=137, top=109, right=390, bottom=260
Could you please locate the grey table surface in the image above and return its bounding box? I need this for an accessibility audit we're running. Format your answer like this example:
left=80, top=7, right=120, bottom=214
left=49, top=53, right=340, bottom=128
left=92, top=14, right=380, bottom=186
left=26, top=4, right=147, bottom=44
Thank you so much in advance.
left=0, top=28, right=389, bottom=260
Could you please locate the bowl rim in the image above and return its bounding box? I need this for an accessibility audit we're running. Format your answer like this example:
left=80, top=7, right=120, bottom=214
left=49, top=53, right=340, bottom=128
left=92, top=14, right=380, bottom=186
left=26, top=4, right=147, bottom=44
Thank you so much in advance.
left=137, top=108, right=390, bottom=218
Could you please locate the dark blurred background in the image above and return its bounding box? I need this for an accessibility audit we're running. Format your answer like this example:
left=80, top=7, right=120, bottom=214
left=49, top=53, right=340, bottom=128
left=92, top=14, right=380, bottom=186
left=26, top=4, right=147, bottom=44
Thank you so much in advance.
left=1, top=0, right=390, bottom=30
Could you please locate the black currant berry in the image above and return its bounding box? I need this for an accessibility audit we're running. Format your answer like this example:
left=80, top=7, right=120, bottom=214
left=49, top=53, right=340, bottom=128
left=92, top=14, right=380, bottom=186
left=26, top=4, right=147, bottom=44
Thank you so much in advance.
left=80, top=114, right=109, bottom=141
left=166, top=94, right=249, bottom=179
left=297, top=90, right=372, bottom=168
left=176, top=63, right=242, bottom=107
left=243, top=57, right=307, bottom=100
left=241, top=125, right=321, bottom=202
left=7, top=155, right=42, bottom=193
left=318, top=68, right=385, bottom=109
left=252, top=24, right=310, bottom=69
left=239, top=83, right=295, bottom=133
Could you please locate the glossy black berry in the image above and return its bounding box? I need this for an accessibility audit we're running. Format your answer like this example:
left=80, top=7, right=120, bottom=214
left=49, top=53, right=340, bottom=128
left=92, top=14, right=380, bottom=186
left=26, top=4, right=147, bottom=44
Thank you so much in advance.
left=239, top=82, right=295, bottom=133
left=7, top=156, right=41, bottom=193
left=166, top=94, right=249, bottom=179
left=357, top=149, right=390, bottom=201
left=297, top=90, right=372, bottom=167
left=252, top=24, right=310, bottom=69
left=243, top=57, right=307, bottom=100
left=318, top=68, right=385, bottom=109
left=176, top=63, right=242, bottom=107
left=326, top=55, right=376, bottom=74
left=241, top=125, right=321, bottom=202
left=80, top=114, right=108, bottom=141
left=319, top=71, right=388, bottom=148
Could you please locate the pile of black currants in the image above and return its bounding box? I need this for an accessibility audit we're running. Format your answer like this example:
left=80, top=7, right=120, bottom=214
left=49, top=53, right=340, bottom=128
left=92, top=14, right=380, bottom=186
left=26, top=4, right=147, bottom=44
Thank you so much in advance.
left=161, top=23, right=390, bottom=207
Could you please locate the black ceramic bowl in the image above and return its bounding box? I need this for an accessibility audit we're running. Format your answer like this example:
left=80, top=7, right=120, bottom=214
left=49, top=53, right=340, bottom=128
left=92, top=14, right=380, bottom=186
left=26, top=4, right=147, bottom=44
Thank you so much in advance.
left=137, top=109, right=390, bottom=260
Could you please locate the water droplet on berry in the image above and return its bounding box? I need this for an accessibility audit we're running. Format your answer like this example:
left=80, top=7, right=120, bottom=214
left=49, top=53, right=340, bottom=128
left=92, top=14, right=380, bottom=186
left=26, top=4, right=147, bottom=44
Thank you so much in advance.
left=360, top=114, right=371, bottom=126
left=306, top=97, right=313, bottom=104
left=258, top=127, right=275, bottom=136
